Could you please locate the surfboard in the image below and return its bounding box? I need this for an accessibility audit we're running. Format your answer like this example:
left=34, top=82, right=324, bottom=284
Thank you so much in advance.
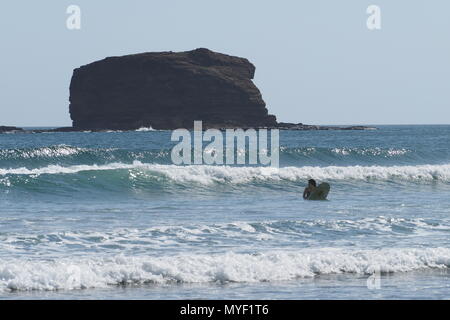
left=307, top=183, right=330, bottom=200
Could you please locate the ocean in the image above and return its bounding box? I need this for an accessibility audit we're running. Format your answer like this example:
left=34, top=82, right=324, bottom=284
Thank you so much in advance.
left=0, top=125, right=449, bottom=299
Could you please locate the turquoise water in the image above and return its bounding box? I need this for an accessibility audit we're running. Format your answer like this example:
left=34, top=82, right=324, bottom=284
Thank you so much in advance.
left=0, top=125, right=449, bottom=299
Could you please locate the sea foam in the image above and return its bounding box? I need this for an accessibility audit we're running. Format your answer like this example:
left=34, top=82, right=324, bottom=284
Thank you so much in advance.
left=1, top=162, right=450, bottom=183
left=0, top=248, right=449, bottom=292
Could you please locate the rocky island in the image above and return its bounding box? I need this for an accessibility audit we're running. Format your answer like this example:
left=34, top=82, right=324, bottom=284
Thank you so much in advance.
left=69, top=48, right=277, bottom=130
left=1, top=48, right=375, bottom=133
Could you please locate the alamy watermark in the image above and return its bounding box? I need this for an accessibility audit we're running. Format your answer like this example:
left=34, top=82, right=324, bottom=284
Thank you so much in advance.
left=65, top=5, right=380, bottom=31
left=66, top=265, right=82, bottom=288
left=66, top=5, right=81, bottom=30
left=171, top=121, right=279, bottom=167
left=366, top=267, right=381, bottom=290
left=367, top=5, right=381, bottom=30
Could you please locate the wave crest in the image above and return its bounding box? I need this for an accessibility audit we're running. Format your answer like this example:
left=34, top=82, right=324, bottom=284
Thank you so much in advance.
left=1, top=162, right=450, bottom=184
left=1, top=248, right=449, bottom=291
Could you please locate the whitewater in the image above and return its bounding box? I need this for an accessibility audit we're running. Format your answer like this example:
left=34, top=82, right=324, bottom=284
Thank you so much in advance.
left=0, top=125, right=449, bottom=299
left=1, top=162, right=450, bottom=183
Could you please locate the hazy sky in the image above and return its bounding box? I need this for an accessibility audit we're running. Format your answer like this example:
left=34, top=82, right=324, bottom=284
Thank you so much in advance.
left=0, top=0, right=449, bottom=126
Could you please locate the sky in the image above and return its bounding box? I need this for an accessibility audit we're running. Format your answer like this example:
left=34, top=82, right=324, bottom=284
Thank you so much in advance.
left=0, top=0, right=449, bottom=126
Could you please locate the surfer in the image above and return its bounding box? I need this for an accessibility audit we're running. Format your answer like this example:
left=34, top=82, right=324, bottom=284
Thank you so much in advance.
left=303, top=179, right=317, bottom=200
left=303, top=179, right=331, bottom=200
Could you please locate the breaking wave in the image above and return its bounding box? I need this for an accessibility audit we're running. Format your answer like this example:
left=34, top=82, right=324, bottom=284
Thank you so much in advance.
left=1, top=248, right=449, bottom=291
left=1, top=162, right=450, bottom=185
left=0, top=144, right=443, bottom=168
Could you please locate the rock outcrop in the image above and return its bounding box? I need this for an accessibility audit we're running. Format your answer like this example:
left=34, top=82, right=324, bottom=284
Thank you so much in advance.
left=0, top=126, right=23, bottom=133
left=276, top=123, right=377, bottom=130
left=69, top=48, right=277, bottom=130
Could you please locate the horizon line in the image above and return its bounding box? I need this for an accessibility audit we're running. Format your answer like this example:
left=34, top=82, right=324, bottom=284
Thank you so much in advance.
left=11, top=123, right=450, bottom=128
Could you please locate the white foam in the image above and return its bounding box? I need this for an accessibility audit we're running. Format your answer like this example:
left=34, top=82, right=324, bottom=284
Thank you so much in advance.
left=0, top=162, right=136, bottom=176
left=331, top=147, right=409, bottom=156
left=0, top=145, right=83, bottom=159
left=2, top=217, right=446, bottom=255
left=1, top=162, right=450, bottom=183
left=0, top=248, right=449, bottom=292
left=135, top=127, right=156, bottom=132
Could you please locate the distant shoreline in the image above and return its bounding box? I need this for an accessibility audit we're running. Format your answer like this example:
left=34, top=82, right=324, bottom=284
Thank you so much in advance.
left=4, top=124, right=450, bottom=134
left=0, top=124, right=378, bottom=134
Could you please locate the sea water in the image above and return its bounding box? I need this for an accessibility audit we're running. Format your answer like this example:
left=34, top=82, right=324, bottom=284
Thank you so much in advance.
left=0, top=125, right=449, bottom=299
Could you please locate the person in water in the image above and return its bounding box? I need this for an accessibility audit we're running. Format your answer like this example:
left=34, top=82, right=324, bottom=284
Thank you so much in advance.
left=303, top=179, right=317, bottom=200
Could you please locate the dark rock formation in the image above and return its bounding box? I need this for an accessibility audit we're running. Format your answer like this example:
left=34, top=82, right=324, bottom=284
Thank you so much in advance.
left=276, top=123, right=377, bottom=130
left=8, top=124, right=376, bottom=134
left=69, top=48, right=277, bottom=130
left=0, top=126, right=23, bottom=133
left=2, top=48, right=377, bottom=135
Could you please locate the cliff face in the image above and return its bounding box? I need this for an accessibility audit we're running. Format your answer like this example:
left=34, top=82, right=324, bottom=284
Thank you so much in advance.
left=69, top=48, right=277, bottom=130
